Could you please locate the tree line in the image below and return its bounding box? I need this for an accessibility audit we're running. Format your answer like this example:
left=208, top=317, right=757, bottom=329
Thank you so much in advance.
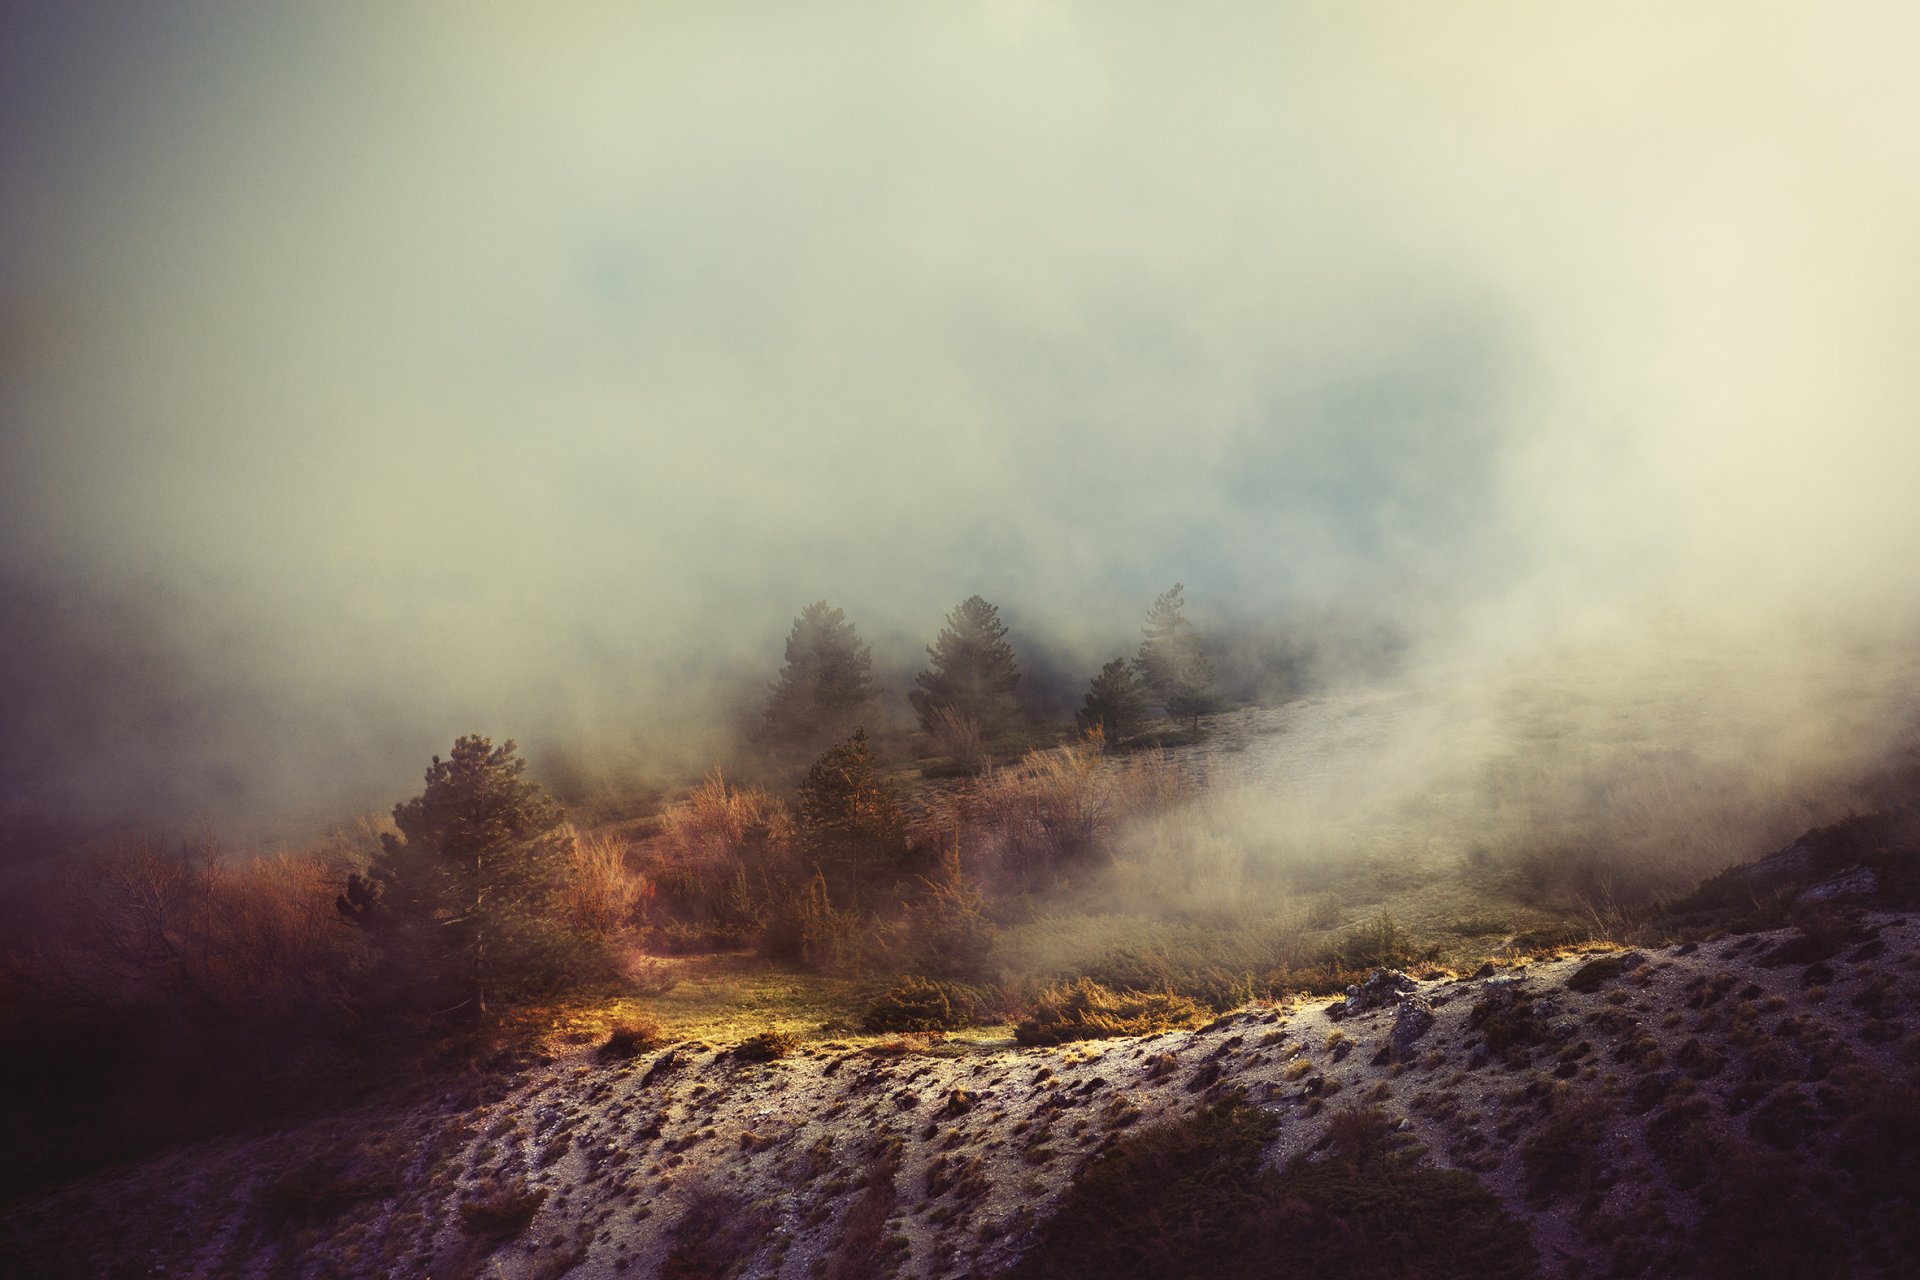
left=759, top=584, right=1220, bottom=761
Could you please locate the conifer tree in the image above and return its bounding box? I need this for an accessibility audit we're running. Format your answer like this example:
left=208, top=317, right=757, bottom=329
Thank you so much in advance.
left=1135, top=584, right=1219, bottom=731
left=910, top=595, right=1022, bottom=738
left=338, top=735, right=579, bottom=1021
left=1076, top=657, right=1151, bottom=741
left=760, top=601, right=877, bottom=755
left=795, top=729, right=908, bottom=890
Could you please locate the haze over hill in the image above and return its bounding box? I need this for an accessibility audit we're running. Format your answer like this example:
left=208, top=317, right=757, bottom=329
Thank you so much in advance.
left=4, top=2, right=1919, bottom=847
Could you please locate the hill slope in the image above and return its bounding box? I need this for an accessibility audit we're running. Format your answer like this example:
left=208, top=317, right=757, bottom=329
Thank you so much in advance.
left=5, top=909, right=1916, bottom=1278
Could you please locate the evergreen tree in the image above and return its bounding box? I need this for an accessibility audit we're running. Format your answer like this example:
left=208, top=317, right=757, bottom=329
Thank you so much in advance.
left=338, top=735, right=579, bottom=1021
left=795, top=729, right=908, bottom=891
left=910, top=595, right=1022, bottom=737
left=760, top=601, right=877, bottom=754
left=1076, top=657, right=1151, bottom=740
left=1135, top=584, right=1219, bottom=730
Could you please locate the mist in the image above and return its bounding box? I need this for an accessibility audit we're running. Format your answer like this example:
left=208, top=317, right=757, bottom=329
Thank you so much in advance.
left=4, top=2, right=1919, bottom=851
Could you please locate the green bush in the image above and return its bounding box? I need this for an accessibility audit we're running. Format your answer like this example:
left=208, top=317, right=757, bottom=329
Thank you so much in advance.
left=1013, top=979, right=1209, bottom=1046
left=863, top=978, right=983, bottom=1033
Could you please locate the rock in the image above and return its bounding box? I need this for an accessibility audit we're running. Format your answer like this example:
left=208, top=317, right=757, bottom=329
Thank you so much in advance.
left=1332, top=969, right=1419, bottom=1020
left=1618, top=952, right=1647, bottom=971
left=1387, top=996, right=1436, bottom=1060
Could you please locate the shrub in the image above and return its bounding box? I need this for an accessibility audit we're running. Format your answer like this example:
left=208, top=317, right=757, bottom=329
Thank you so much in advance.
left=757, top=872, right=859, bottom=970
left=1564, top=956, right=1624, bottom=993
left=953, top=738, right=1187, bottom=886
left=863, top=979, right=982, bottom=1033
left=1014, top=1097, right=1536, bottom=1280
left=459, top=1177, right=547, bottom=1240
left=1331, top=912, right=1416, bottom=971
left=561, top=828, right=650, bottom=938
left=1013, top=979, right=1209, bottom=1047
left=734, top=1029, right=801, bottom=1061
left=601, top=1014, right=668, bottom=1059
left=660, top=1184, right=773, bottom=1280
left=1520, top=1096, right=1612, bottom=1200
left=656, top=771, right=794, bottom=870
left=903, top=844, right=997, bottom=979
left=260, top=1159, right=397, bottom=1224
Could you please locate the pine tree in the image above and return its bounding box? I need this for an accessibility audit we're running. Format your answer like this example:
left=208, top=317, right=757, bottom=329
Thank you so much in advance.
left=910, top=595, right=1022, bottom=738
left=1076, top=657, right=1152, bottom=741
left=338, top=735, right=580, bottom=1021
left=760, top=601, right=877, bottom=754
left=1135, top=584, right=1219, bottom=731
left=795, top=729, right=908, bottom=892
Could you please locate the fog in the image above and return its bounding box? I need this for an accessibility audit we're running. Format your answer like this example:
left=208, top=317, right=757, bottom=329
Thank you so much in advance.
left=4, top=3, right=1918, bottom=851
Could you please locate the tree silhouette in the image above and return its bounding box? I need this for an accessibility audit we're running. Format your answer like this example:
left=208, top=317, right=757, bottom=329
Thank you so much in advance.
left=1135, top=584, right=1219, bottom=731
left=795, top=729, right=908, bottom=895
left=1076, top=657, right=1151, bottom=740
left=761, top=601, right=877, bottom=755
left=910, top=595, right=1022, bottom=738
left=338, top=735, right=579, bottom=1021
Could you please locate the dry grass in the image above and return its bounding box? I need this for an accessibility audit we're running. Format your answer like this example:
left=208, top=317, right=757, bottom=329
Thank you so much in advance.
left=653, top=771, right=795, bottom=870
left=560, top=828, right=649, bottom=938
left=1013, top=978, right=1210, bottom=1046
left=948, top=741, right=1188, bottom=884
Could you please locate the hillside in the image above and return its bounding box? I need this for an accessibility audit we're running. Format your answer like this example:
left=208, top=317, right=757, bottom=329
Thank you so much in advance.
left=5, top=899, right=1915, bottom=1278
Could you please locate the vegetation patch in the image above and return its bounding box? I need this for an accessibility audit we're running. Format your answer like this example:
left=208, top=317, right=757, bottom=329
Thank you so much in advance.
left=1013, top=979, right=1210, bottom=1047
left=601, top=1013, right=668, bottom=1058
left=1013, top=1097, right=1537, bottom=1280
left=1564, top=956, right=1624, bottom=993
left=863, top=978, right=983, bottom=1033
left=659, top=1185, right=774, bottom=1280
left=733, top=1029, right=802, bottom=1061
left=1520, top=1096, right=1613, bottom=1200
left=259, top=1158, right=398, bottom=1224
left=458, top=1177, right=548, bottom=1241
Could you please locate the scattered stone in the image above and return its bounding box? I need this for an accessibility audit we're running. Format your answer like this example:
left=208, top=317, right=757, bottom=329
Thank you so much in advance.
left=1330, top=969, right=1419, bottom=1020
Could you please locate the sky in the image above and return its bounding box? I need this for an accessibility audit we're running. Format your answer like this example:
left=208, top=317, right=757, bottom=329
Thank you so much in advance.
left=4, top=3, right=1919, bottom=844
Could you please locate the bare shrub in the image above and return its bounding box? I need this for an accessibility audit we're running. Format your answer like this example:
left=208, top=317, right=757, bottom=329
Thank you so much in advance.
left=925, top=704, right=984, bottom=769
left=960, top=740, right=1192, bottom=885
left=757, top=871, right=859, bottom=970
left=655, top=770, right=794, bottom=870
left=560, top=828, right=650, bottom=938
left=903, top=843, right=996, bottom=979
left=642, top=771, right=796, bottom=951
left=20, top=836, right=358, bottom=1030
left=624, top=954, right=680, bottom=995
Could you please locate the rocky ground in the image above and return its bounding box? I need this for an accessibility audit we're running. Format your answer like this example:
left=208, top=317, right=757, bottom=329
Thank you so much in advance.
left=5, top=903, right=1916, bottom=1279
